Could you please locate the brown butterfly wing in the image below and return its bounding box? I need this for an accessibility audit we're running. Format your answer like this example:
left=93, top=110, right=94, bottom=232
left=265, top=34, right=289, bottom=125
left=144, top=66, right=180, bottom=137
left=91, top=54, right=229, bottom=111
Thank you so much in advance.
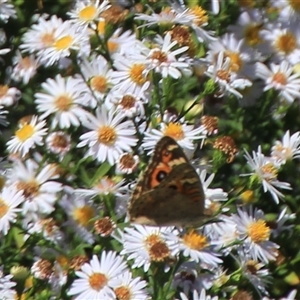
left=129, top=136, right=189, bottom=204
left=129, top=135, right=206, bottom=226
left=129, top=163, right=205, bottom=226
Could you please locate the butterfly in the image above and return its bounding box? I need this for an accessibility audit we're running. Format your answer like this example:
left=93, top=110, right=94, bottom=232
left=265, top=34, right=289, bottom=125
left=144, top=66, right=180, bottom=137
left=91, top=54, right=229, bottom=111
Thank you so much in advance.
left=128, top=136, right=211, bottom=227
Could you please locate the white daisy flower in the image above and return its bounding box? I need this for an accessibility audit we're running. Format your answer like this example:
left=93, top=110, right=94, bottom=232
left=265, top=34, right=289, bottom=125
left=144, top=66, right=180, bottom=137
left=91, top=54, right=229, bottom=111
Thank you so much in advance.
left=6, top=116, right=48, bottom=157
left=79, top=54, right=113, bottom=106
left=78, top=107, right=138, bottom=165
left=21, top=15, right=90, bottom=66
left=20, top=15, right=64, bottom=55
left=49, top=261, right=68, bottom=296
left=135, top=6, right=194, bottom=27
left=232, top=207, right=279, bottom=263
left=35, top=75, right=91, bottom=128
left=7, top=159, right=62, bottom=215
left=110, top=53, right=151, bottom=96
left=0, top=0, right=16, bottom=23
left=173, top=4, right=216, bottom=42
left=67, top=252, right=128, bottom=299
left=24, top=217, right=64, bottom=245
left=142, top=121, right=206, bottom=153
left=68, top=0, right=110, bottom=27
left=144, top=33, right=191, bottom=79
left=174, top=229, right=223, bottom=268
left=109, top=91, right=146, bottom=118
left=243, top=146, right=292, bottom=203
left=11, top=52, right=39, bottom=84
left=75, top=177, right=127, bottom=198
left=234, top=252, right=271, bottom=297
left=180, top=289, right=219, bottom=300
left=116, top=153, right=139, bottom=175
left=205, top=51, right=252, bottom=99
left=38, top=20, right=91, bottom=66
left=75, top=177, right=130, bottom=221
left=173, top=261, right=214, bottom=295
left=204, top=215, right=238, bottom=255
left=0, top=186, right=24, bottom=235
left=270, top=0, right=300, bottom=22
left=262, top=22, right=300, bottom=63
left=256, top=60, right=300, bottom=103
left=120, top=225, right=178, bottom=272
left=107, top=29, right=142, bottom=58
left=206, top=33, right=255, bottom=78
left=113, top=271, right=149, bottom=300
left=60, top=191, right=96, bottom=244
left=31, top=258, right=53, bottom=280
left=0, top=268, right=17, bottom=299
left=0, top=85, right=20, bottom=106
left=271, top=130, right=300, bottom=164
left=46, top=131, right=71, bottom=158
left=227, top=10, right=270, bottom=56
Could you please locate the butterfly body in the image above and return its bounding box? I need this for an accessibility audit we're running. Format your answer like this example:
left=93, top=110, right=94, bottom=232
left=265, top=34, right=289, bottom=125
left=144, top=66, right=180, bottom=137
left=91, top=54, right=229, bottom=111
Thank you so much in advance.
left=128, top=136, right=207, bottom=227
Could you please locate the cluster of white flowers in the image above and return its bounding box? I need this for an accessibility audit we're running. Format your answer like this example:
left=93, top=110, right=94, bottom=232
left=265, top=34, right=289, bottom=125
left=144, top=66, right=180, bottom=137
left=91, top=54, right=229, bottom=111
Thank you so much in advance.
left=0, top=0, right=300, bottom=299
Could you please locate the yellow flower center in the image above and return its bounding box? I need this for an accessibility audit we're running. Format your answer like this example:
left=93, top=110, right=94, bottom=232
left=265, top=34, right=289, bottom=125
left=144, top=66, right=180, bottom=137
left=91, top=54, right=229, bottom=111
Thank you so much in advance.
left=89, top=272, right=108, bottom=291
left=225, top=51, right=242, bottom=73
left=241, top=190, right=255, bottom=204
left=275, top=32, right=297, bottom=55
left=217, top=69, right=231, bottom=82
left=95, top=177, right=115, bottom=191
left=114, top=286, right=130, bottom=300
left=98, top=126, right=116, bottom=145
left=273, top=143, right=292, bottom=159
left=150, top=49, right=168, bottom=63
left=164, top=123, right=184, bottom=140
left=246, top=260, right=259, bottom=274
left=244, top=24, right=263, bottom=47
left=15, top=124, right=35, bottom=141
left=182, top=230, right=208, bottom=250
left=0, top=198, right=8, bottom=218
left=56, top=255, right=69, bottom=267
left=73, top=205, right=95, bottom=227
left=79, top=5, right=97, bottom=21
left=55, top=95, right=72, bottom=111
left=20, top=57, right=32, bottom=69
left=54, top=35, right=73, bottom=50
left=107, top=40, right=118, bottom=53
left=119, top=95, right=136, bottom=109
left=261, top=162, right=278, bottom=180
left=91, top=76, right=108, bottom=93
left=190, top=6, right=208, bottom=26
left=25, top=275, right=34, bottom=289
left=17, top=181, right=39, bottom=198
left=0, top=85, right=8, bottom=97
left=247, top=219, right=270, bottom=243
left=145, top=234, right=170, bottom=262
left=41, top=33, right=55, bottom=47
left=97, top=19, right=106, bottom=35
left=129, top=64, right=147, bottom=85
left=51, top=134, right=68, bottom=149
left=272, top=72, right=287, bottom=86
